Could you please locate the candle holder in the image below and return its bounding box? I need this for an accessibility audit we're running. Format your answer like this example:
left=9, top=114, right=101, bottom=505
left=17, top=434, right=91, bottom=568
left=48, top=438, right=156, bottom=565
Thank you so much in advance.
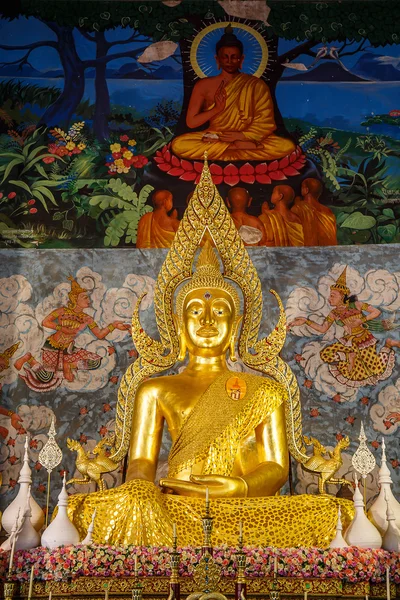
left=235, top=530, right=247, bottom=600
left=187, top=500, right=227, bottom=600
left=4, top=580, right=18, bottom=600
left=131, top=576, right=143, bottom=600
left=168, top=532, right=180, bottom=600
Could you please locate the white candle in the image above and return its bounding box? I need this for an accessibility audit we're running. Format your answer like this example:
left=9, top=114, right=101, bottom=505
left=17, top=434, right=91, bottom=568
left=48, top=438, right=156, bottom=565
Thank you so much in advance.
left=48, top=592, right=52, bottom=600
left=386, top=566, right=390, bottom=600
left=104, top=586, right=109, bottom=600
left=27, top=565, right=34, bottom=600
left=304, top=593, right=308, bottom=600
left=205, top=487, right=209, bottom=503
left=274, top=555, right=278, bottom=575
left=239, top=521, right=243, bottom=539
left=365, top=595, right=369, bottom=600
left=173, top=522, right=177, bottom=539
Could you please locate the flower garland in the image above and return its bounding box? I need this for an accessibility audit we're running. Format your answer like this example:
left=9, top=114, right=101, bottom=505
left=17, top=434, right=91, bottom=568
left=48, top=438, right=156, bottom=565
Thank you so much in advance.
left=0, top=545, right=398, bottom=583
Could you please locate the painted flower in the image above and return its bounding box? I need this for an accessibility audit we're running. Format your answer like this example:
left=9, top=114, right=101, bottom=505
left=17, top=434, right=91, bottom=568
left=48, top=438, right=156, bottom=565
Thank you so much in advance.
left=294, top=354, right=303, bottom=363
left=360, top=396, right=369, bottom=405
left=29, top=438, right=38, bottom=449
left=7, top=437, right=15, bottom=446
left=43, top=156, right=56, bottom=164
left=103, top=403, right=112, bottom=413
left=106, top=154, right=114, bottom=162
left=8, top=192, right=16, bottom=199
left=78, top=143, right=86, bottom=150
left=120, top=134, right=129, bottom=142
left=128, top=139, right=137, bottom=147
left=336, top=432, right=344, bottom=442
left=29, top=208, right=38, bottom=214
left=371, top=440, right=380, bottom=449
left=310, top=408, right=320, bottom=418
left=34, top=461, right=42, bottom=471
left=303, top=379, right=313, bottom=389
left=8, top=455, right=17, bottom=465
left=79, top=406, right=89, bottom=415
left=110, top=143, right=121, bottom=153
left=79, top=433, right=87, bottom=444
left=123, top=150, right=133, bottom=160
left=345, top=415, right=356, bottom=426
left=109, top=375, right=119, bottom=384
left=99, top=425, right=108, bottom=437
left=332, top=394, right=341, bottom=403
left=66, top=141, right=76, bottom=151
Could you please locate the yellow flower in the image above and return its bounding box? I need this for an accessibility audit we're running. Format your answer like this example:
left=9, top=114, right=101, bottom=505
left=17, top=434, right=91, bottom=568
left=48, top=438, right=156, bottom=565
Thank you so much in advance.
left=114, top=158, right=125, bottom=168
left=78, top=143, right=86, bottom=150
left=128, top=139, right=137, bottom=147
left=117, top=167, right=130, bottom=174
left=110, top=143, right=121, bottom=153
left=66, top=141, right=76, bottom=150
left=123, top=150, right=133, bottom=160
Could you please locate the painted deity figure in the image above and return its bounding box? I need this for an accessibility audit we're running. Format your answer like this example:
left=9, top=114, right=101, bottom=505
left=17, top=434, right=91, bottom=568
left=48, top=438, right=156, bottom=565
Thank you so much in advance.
left=15, top=278, right=130, bottom=392
left=171, top=25, right=295, bottom=161
left=289, top=267, right=398, bottom=387
left=68, top=159, right=353, bottom=548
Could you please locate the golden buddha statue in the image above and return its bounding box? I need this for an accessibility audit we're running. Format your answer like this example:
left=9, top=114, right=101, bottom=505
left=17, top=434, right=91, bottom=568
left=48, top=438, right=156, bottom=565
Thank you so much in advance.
left=171, top=25, right=295, bottom=162
left=67, top=156, right=353, bottom=548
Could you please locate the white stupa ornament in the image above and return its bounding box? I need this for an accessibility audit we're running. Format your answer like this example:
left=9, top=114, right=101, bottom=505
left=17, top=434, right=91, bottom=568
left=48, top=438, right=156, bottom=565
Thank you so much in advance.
left=41, top=473, right=80, bottom=548
left=15, top=485, right=40, bottom=550
left=329, top=506, right=348, bottom=549
left=368, top=438, right=400, bottom=535
left=345, top=473, right=382, bottom=549
left=81, top=509, right=96, bottom=545
left=382, top=490, right=400, bottom=552
left=1, top=435, right=44, bottom=533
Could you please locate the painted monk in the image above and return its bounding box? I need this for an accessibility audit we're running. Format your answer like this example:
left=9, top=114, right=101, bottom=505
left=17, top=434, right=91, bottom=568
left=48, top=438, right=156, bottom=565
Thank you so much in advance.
left=226, top=187, right=266, bottom=246
left=291, top=194, right=318, bottom=247
left=171, top=25, right=295, bottom=162
left=260, top=185, right=304, bottom=247
left=136, top=190, right=180, bottom=249
left=301, top=178, right=337, bottom=246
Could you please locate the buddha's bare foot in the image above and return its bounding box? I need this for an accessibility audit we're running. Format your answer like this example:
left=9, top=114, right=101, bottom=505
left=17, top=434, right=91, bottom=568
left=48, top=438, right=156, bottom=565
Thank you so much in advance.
left=14, top=353, right=32, bottom=371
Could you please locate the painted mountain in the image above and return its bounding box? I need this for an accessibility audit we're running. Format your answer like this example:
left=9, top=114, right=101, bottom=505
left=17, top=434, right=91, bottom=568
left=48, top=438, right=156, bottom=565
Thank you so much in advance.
left=352, top=52, right=400, bottom=81
left=282, top=61, right=366, bottom=82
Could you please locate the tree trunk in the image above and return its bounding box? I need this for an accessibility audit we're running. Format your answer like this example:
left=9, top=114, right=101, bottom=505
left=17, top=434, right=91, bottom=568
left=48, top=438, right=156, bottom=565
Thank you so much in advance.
left=93, top=32, right=111, bottom=141
left=39, top=23, right=85, bottom=127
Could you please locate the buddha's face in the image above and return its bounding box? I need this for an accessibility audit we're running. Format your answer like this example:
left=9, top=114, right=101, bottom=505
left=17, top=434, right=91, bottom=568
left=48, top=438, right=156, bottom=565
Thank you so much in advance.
left=181, top=288, right=237, bottom=357
left=215, top=46, right=244, bottom=74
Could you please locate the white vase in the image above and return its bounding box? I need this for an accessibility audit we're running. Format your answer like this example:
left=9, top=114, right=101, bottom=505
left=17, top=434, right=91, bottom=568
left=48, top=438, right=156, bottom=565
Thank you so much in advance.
left=41, top=474, right=80, bottom=548
left=329, top=506, right=348, bottom=549
left=15, top=485, right=40, bottom=551
left=345, top=474, right=382, bottom=549
left=382, top=491, right=400, bottom=552
left=368, top=439, right=400, bottom=535
left=1, top=435, right=44, bottom=533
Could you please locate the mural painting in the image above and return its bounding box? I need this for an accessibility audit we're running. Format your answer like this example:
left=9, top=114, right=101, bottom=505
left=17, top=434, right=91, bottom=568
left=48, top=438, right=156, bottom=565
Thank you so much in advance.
left=0, top=247, right=399, bottom=513
left=0, top=1, right=399, bottom=248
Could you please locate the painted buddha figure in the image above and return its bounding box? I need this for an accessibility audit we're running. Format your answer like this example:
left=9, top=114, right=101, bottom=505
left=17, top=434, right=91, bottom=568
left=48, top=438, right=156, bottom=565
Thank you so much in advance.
left=68, top=158, right=353, bottom=547
left=171, top=25, right=295, bottom=162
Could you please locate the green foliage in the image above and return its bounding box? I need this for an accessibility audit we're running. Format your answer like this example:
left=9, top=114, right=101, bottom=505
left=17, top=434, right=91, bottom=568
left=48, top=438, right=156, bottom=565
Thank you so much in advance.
left=299, top=128, right=351, bottom=191
left=268, top=0, right=400, bottom=45
left=0, top=80, right=60, bottom=111
left=356, top=134, right=400, bottom=161
left=361, top=114, right=400, bottom=129
left=89, top=179, right=154, bottom=246
left=333, top=156, right=400, bottom=244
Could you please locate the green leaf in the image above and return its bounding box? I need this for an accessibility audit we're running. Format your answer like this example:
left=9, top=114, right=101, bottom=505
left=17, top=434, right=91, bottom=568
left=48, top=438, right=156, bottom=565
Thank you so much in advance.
left=53, top=212, right=64, bottom=221
left=377, top=224, right=397, bottom=242
left=1, top=158, right=24, bottom=184
left=341, top=212, right=376, bottom=230
left=62, top=219, right=74, bottom=231
left=9, top=179, right=32, bottom=194
left=34, top=186, right=58, bottom=206
left=382, top=208, right=395, bottom=219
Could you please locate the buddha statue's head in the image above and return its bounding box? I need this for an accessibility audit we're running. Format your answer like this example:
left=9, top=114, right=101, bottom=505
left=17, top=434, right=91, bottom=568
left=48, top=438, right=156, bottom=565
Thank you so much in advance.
left=215, top=24, right=244, bottom=74
left=175, top=241, right=242, bottom=360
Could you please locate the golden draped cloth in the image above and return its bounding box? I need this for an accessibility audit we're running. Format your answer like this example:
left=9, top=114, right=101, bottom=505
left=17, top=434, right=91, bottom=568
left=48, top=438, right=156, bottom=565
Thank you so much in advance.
left=171, top=73, right=295, bottom=161
left=314, top=209, right=337, bottom=246
left=168, top=372, right=283, bottom=477
left=136, top=213, right=176, bottom=248
left=67, top=372, right=354, bottom=547
left=260, top=212, right=304, bottom=247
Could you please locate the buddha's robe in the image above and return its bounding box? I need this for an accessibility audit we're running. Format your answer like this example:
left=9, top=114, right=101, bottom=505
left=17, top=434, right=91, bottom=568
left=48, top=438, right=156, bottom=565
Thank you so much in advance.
left=260, top=212, right=304, bottom=247
left=136, top=213, right=176, bottom=249
left=171, top=73, right=295, bottom=161
left=291, top=202, right=318, bottom=247
left=314, top=208, right=337, bottom=246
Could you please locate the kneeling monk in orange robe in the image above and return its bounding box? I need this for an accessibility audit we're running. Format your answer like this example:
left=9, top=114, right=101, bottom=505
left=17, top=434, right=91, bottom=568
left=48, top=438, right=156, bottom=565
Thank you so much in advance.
left=260, top=185, right=304, bottom=247
left=301, top=178, right=337, bottom=246
left=171, top=25, right=295, bottom=162
left=136, top=190, right=179, bottom=249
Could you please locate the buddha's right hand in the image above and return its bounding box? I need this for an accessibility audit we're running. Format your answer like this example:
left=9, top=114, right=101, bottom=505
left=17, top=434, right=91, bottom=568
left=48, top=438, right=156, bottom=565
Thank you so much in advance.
left=214, top=81, right=226, bottom=113
left=159, top=474, right=247, bottom=498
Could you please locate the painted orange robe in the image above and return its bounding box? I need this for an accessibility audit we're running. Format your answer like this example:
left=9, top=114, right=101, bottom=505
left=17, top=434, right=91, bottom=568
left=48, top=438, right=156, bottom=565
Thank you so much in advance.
left=260, top=212, right=304, bottom=247
left=171, top=73, right=295, bottom=161
left=291, top=202, right=318, bottom=247
left=136, top=213, right=176, bottom=249
left=314, top=209, right=337, bottom=246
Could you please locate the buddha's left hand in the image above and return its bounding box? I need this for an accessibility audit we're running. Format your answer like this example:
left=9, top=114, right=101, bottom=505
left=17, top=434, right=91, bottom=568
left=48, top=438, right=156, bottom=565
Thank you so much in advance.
left=159, top=474, right=247, bottom=498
